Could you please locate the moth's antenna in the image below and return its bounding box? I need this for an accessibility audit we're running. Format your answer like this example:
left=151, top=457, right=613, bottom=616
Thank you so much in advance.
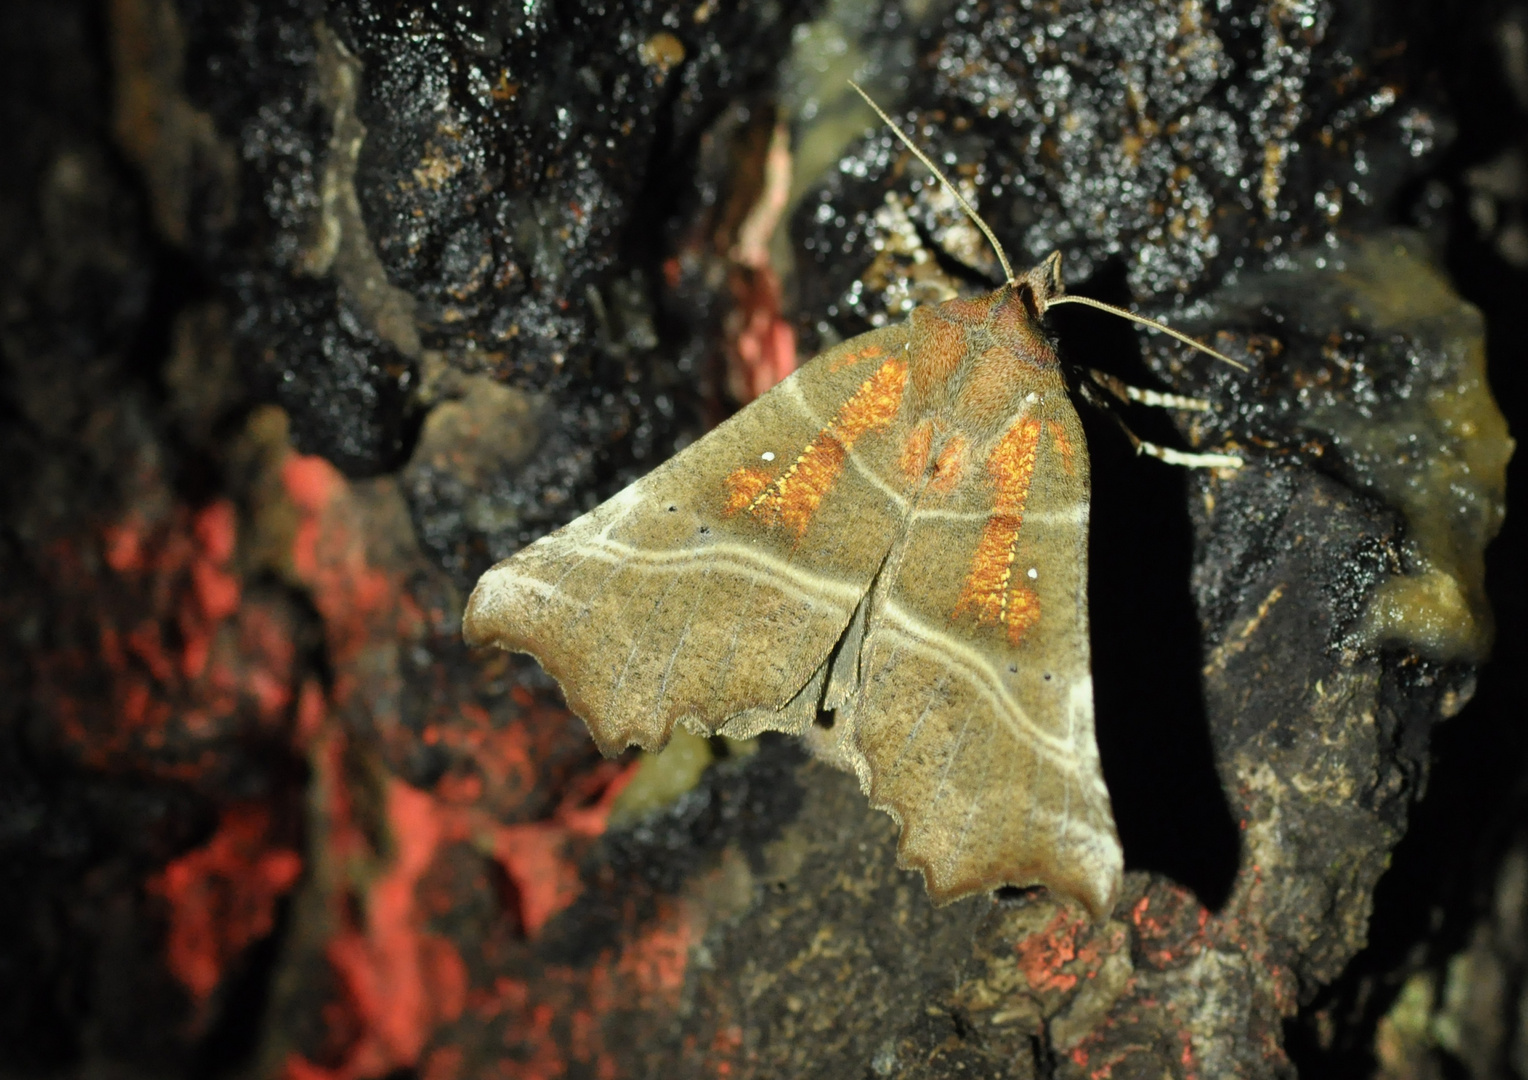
left=1047, top=294, right=1249, bottom=371
left=849, top=81, right=1016, bottom=285
left=849, top=82, right=1243, bottom=373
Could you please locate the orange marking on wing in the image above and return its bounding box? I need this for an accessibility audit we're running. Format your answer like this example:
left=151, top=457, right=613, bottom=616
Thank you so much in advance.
left=952, top=417, right=1043, bottom=643
left=900, top=421, right=934, bottom=484
left=722, top=467, right=772, bottom=516
left=1051, top=425, right=1076, bottom=475
left=732, top=359, right=908, bottom=537
left=931, top=434, right=968, bottom=493
left=828, top=343, right=885, bottom=373
left=1005, top=584, right=1041, bottom=643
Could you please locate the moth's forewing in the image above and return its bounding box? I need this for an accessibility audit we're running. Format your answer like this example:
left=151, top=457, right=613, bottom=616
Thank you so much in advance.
left=820, top=392, right=1121, bottom=918
left=463, top=325, right=912, bottom=755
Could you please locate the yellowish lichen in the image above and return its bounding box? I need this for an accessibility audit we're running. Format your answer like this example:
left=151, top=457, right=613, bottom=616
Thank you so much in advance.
left=1373, top=971, right=1436, bottom=1078
left=637, top=32, right=685, bottom=77
left=607, top=728, right=715, bottom=828
left=1313, top=235, right=1514, bottom=663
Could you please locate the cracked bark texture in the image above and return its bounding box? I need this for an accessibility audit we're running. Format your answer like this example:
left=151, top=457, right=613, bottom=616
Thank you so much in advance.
left=0, top=0, right=1521, bottom=1079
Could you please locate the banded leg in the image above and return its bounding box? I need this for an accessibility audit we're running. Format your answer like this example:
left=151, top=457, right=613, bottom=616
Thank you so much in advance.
left=1134, top=442, right=1244, bottom=469
left=1086, top=368, right=1212, bottom=412
left=1074, top=377, right=1244, bottom=470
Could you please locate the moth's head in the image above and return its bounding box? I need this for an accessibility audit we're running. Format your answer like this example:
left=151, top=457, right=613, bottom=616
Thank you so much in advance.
left=982, top=252, right=1067, bottom=364
left=1016, top=251, right=1066, bottom=317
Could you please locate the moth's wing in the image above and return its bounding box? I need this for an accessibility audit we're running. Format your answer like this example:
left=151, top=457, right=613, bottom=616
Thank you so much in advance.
left=463, top=326, right=913, bottom=755
left=822, top=395, right=1123, bottom=920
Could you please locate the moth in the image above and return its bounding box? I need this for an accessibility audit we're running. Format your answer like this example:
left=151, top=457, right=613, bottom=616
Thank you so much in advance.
left=463, top=87, right=1243, bottom=921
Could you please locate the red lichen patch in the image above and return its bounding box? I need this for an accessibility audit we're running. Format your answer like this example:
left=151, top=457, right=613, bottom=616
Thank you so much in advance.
left=1064, top=991, right=1195, bottom=1080
left=1053, top=877, right=1304, bottom=1076
left=726, top=264, right=797, bottom=401
left=292, top=700, right=649, bottom=1079
left=281, top=455, right=418, bottom=690
left=415, top=893, right=697, bottom=1080
left=283, top=455, right=346, bottom=517
left=425, top=702, right=543, bottom=816
left=1129, top=882, right=1210, bottom=971
left=148, top=803, right=302, bottom=1005
left=420, top=1045, right=464, bottom=1080
left=1014, top=908, right=1087, bottom=994
left=290, top=752, right=475, bottom=1080
left=34, top=495, right=303, bottom=785
left=177, top=426, right=702, bottom=1080
left=1067, top=1030, right=1156, bottom=1079
left=103, top=516, right=148, bottom=572
left=374, top=805, right=702, bottom=1080
left=491, top=825, right=576, bottom=940
left=1178, top=1027, right=1197, bottom=1077
left=1067, top=1038, right=1133, bottom=1080
left=270, top=446, right=592, bottom=825
left=703, top=1022, right=745, bottom=1078
left=326, top=781, right=471, bottom=1061
left=491, top=760, right=637, bottom=937
left=722, top=120, right=796, bottom=402
left=28, top=395, right=715, bottom=1079
left=194, top=498, right=239, bottom=563
left=614, top=897, right=695, bottom=1003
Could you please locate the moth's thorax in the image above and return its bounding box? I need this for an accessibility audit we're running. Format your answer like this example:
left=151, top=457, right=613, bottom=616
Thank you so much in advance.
left=905, top=283, right=1065, bottom=438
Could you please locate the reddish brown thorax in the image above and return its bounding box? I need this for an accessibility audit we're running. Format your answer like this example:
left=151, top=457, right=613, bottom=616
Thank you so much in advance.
left=902, top=258, right=1068, bottom=475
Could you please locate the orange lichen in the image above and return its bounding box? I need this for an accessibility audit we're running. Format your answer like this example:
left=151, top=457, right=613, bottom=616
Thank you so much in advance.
left=420, top=1046, right=464, bottom=1080
left=1129, top=883, right=1211, bottom=970
left=103, top=516, right=148, bottom=573
left=194, top=499, right=238, bottom=563
left=732, top=359, right=907, bottom=537
left=953, top=417, right=1043, bottom=642
left=39, top=398, right=720, bottom=1079
left=321, top=780, right=469, bottom=1076
left=37, top=493, right=298, bottom=786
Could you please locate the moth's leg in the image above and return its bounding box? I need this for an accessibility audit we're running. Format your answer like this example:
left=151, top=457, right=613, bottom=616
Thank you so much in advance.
left=1074, top=378, right=1244, bottom=470
left=1085, top=368, right=1212, bottom=412
left=1133, top=441, right=1244, bottom=470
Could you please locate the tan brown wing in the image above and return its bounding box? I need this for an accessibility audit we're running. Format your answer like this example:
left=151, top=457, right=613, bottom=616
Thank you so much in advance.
left=813, top=391, right=1123, bottom=919
left=463, top=325, right=914, bottom=755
